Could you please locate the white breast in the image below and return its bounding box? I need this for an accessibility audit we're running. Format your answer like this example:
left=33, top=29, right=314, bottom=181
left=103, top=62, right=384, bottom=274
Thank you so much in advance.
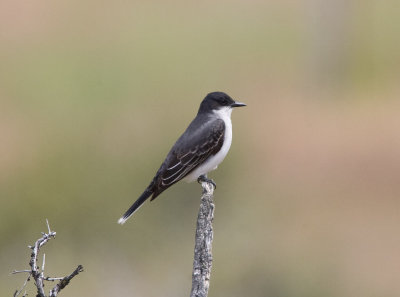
left=184, top=107, right=233, bottom=182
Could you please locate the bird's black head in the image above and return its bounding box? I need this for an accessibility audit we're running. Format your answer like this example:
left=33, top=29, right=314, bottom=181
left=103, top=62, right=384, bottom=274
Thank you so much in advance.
left=198, top=92, right=246, bottom=114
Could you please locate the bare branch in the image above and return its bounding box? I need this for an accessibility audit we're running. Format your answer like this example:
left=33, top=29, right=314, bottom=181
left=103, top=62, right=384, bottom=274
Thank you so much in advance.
left=44, top=277, right=65, bottom=281
left=11, top=270, right=31, bottom=274
left=46, top=219, right=51, bottom=234
left=13, top=274, right=31, bottom=297
left=28, top=224, right=56, bottom=297
left=49, top=265, right=84, bottom=297
left=12, top=220, right=83, bottom=297
left=190, top=181, right=215, bottom=297
left=42, top=253, right=46, bottom=272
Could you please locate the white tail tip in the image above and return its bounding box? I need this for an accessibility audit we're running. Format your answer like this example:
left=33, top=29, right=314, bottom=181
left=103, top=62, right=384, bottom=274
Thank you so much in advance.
left=118, top=217, right=127, bottom=225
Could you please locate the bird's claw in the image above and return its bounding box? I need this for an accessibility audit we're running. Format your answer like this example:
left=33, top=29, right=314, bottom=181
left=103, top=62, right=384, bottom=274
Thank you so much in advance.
left=197, top=175, right=217, bottom=189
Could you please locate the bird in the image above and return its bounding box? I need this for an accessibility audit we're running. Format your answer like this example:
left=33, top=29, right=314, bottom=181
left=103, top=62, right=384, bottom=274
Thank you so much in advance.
left=118, top=91, right=246, bottom=224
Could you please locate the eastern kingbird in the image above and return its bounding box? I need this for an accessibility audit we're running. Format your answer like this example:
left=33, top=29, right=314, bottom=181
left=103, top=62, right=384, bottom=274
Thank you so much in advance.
left=118, top=92, right=246, bottom=224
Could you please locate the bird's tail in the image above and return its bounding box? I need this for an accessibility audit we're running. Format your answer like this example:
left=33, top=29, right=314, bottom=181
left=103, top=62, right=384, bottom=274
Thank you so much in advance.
left=118, top=188, right=153, bottom=225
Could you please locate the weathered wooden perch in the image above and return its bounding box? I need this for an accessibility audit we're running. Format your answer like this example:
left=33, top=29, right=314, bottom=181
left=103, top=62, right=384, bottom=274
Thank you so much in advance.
left=12, top=220, right=83, bottom=297
left=190, top=181, right=215, bottom=297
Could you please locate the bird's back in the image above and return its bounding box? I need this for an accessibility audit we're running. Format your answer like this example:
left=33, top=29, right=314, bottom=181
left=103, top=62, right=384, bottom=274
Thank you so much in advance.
left=150, top=113, right=225, bottom=198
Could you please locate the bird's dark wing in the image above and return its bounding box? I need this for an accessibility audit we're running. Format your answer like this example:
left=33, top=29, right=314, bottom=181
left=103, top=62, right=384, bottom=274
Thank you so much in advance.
left=150, top=117, right=225, bottom=200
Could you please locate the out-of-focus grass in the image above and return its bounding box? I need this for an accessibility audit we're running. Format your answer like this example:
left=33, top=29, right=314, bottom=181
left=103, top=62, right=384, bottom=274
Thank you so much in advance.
left=1, top=1, right=400, bottom=297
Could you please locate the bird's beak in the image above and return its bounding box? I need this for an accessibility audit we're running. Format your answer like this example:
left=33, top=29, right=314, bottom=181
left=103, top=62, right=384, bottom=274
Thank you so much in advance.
left=231, top=101, right=246, bottom=108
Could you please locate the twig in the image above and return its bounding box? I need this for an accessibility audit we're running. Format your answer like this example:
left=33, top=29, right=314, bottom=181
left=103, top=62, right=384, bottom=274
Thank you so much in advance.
left=11, top=270, right=31, bottom=274
left=49, top=265, right=84, bottom=297
left=44, top=277, right=65, bottom=281
left=12, top=220, right=84, bottom=297
left=13, top=274, right=30, bottom=297
left=29, top=222, right=56, bottom=297
left=46, top=219, right=51, bottom=234
left=190, top=181, right=215, bottom=297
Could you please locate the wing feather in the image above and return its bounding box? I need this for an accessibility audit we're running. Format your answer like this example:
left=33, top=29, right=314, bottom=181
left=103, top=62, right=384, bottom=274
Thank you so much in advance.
left=151, top=118, right=225, bottom=199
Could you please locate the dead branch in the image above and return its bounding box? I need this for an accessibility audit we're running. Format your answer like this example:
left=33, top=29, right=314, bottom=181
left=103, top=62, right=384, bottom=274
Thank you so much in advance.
left=190, top=181, right=215, bottom=297
left=12, top=220, right=83, bottom=297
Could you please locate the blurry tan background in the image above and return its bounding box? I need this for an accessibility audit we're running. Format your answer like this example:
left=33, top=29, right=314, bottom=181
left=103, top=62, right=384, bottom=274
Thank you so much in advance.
left=1, top=1, right=400, bottom=296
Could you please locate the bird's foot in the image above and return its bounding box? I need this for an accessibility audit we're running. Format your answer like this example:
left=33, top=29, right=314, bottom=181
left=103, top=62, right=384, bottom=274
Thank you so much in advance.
left=197, top=175, right=217, bottom=189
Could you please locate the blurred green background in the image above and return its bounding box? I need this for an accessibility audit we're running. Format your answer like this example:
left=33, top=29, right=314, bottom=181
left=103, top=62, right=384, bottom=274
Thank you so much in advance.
left=1, top=1, right=400, bottom=296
